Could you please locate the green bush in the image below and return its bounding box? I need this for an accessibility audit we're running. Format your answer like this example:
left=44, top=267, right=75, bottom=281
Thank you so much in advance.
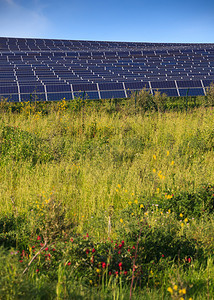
left=0, top=126, right=54, bottom=165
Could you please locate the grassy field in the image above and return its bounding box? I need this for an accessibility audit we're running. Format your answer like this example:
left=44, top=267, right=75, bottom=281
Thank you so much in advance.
left=0, top=93, right=214, bottom=299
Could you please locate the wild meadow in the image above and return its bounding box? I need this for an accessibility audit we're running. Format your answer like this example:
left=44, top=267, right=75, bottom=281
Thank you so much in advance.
left=0, top=89, right=214, bottom=299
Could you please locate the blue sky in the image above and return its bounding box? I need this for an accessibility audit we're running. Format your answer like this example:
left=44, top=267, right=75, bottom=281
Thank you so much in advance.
left=0, top=0, right=214, bottom=43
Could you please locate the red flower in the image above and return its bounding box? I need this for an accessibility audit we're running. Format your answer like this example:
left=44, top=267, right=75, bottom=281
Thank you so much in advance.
left=86, top=249, right=89, bottom=254
left=47, top=253, right=51, bottom=257
left=109, top=271, right=112, bottom=276
left=118, top=251, right=121, bottom=255
left=119, top=244, right=123, bottom=249
left=119, top=262, right=122, bottom=269
left=124, top=271, right=127, bottom=276
left=70, top=238, right=74, bottom=242
left=52, top=248, right=56, bottom=251
left=67, top=262, right=71, bottom=266
left=37, top=236, right=41, bottom=240
left=162, top=254, right=164, bottom=257
left=132, top=246, right=135, bottom=250
left=102, top=262, right=106, bottom=269
left=32, top=246, right=35, bottom=249
left=188, top=258, right=191, bottom=263
left=19, top=260, right=23, bottom=263
left=92, top=248, right=95, bottom=253
left=40, top=243, right=44, bottom=247
left=121, top=240, right=124, bottom=245
left=86, top=233, right=89, bottom=238
left=115, top=271, right=118, bottom=276
left=44, top=247, right=49, bottom=251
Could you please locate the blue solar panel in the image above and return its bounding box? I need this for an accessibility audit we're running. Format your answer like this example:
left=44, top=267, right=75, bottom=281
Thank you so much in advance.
left=153, top=89, right=178, bottom=97
left=21, top=93, right=46, bottom=102
left=47, top=92, right=72, bottom=101
left=73, top=91, right=99, bottom=100
left=72, top=83, right=97, bottom=92
left=179, top=88, right=205, bottom=96
left=0, top=94, right=19, bottom=102
left=151, top=81, right=176, bottom=89
left=203, top=79, right=214, bottom=87
left=124, top=82, right=149, bottom=89
left=20, top=85, right=45, bottom=94
left=46, top=84, right=71, bottom=93
left=0, top=85, right=18, bottom=94
left=99, top=82, right=124, bottom=91
left=176, top=80, right=202, bottom=88
left=1, top=37, right=214, bottom=100
left=100, top=90, right=126, bottom=99
left=0, top=74, right=15, bottom=78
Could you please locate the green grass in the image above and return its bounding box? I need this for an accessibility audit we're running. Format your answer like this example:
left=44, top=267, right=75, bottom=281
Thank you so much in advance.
left=0, top=94, right=213, bottom=299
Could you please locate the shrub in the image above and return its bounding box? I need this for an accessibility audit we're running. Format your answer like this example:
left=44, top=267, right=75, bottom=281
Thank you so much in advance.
left=206, top=82, right=214, bottom=106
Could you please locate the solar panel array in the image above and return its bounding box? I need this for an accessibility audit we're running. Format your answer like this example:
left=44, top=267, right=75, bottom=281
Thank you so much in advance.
left=0, top=37, right=214, bottom=101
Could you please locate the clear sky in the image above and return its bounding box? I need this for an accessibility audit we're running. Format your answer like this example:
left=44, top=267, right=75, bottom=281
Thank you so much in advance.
left=0, top=0, right=214, bottom=43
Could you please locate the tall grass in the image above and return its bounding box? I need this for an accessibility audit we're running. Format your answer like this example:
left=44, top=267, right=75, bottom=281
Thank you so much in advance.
left=0, top=101, right=213, bottom=220
left=0, top=95, right=213, bottom=298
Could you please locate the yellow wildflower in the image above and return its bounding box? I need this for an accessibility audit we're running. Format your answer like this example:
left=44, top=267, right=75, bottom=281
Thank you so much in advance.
left=167, top=150, right=169, bottom=156
left=120, top=218, right=123, bottom=223
left=184, top=218, right=188, bottom=223
left=153, top=154, right=157, bottom=160
left=118, top=184, right=121, bottom=188
left=167, top=287, right=173, bottom=294
left=140, top=204, right=144, bottom=208
left=180, top=213, right=183, bottom=217
left=171, top=161, right=175, bottom=165
left=128, top=201, right=132, bottom=205
left=173, top=285, right=178, bottom=290
left=158, top=173, right=163, bottom=179
left=153, top=168, right=156, bottom=173
left=134, top=200, right=138, bottom=204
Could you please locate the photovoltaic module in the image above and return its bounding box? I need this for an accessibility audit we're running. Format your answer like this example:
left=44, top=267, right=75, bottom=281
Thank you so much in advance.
left=0, top=37, right=213, bottom=101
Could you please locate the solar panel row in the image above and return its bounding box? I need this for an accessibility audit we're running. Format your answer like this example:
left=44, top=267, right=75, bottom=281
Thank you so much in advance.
left=0, top=37, right=214, bottom=101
